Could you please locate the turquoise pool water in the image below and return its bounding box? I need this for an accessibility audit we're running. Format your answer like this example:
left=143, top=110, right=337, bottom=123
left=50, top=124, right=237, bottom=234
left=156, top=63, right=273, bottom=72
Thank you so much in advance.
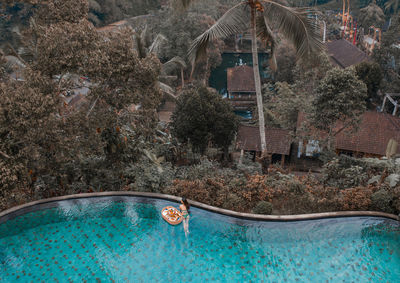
left=0, top=197, right=399, bottom=282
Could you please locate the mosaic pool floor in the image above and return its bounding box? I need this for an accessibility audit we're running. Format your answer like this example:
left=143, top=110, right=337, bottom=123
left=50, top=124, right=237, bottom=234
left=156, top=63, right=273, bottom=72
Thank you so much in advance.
left=0, top=197, right=399, bottom=282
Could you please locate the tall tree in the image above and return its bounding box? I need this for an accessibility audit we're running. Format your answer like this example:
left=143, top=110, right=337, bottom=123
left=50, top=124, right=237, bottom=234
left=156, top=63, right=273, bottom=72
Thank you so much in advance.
left=372, top=15, right=400, bottom=94
left=310, top=68, right=367, bottom=149
left=359, top=2, right=384, bottom=29
left=171, top=85, right=238, bottom=158
left=179, top=0, right=322, bottom=157
left=355, top=61, right=383, bottom=109
left=0, top=0, right=162, bottom=193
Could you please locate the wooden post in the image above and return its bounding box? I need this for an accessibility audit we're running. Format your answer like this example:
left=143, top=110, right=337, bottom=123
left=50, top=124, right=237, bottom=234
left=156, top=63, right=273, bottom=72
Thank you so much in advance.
left=239, top=149, right=244, bottom=165
left=381, top=94, right=387, bottom=111
left=281, top=154, right=285, bottom=167
left=393, top=102, right=398, bottom=116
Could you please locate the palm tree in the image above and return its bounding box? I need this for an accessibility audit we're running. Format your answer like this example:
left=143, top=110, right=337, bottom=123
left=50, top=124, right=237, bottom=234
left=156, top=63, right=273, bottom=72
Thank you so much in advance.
left=133, top=27, right=187, bottom=100
left=384, top=0, right=399, bottom=14
left=177, top=0, right=322, bottom=156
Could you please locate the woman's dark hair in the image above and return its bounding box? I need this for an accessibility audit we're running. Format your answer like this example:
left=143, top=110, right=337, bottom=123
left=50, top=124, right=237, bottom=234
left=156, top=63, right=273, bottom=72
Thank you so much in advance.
left=182, top=197, right=190, bottom=213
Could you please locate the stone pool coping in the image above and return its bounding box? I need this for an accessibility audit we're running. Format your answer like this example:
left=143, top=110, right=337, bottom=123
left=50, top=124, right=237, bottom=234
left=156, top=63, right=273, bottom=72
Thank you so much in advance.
left=0, top=191, right=399, bottom=222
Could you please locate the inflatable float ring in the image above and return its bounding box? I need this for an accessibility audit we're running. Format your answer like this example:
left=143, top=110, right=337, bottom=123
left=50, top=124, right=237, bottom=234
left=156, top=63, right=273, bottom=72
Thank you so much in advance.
left=161, top=206, right=183, bottom=225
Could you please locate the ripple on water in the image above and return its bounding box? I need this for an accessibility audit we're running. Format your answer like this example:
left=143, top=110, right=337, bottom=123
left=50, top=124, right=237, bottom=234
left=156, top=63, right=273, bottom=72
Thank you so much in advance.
left=0, top=197, right=399, bottom=282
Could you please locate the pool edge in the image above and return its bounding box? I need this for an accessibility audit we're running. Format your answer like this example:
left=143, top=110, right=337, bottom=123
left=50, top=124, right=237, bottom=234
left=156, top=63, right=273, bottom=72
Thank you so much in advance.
left=0, top=192, right=399, bottom=222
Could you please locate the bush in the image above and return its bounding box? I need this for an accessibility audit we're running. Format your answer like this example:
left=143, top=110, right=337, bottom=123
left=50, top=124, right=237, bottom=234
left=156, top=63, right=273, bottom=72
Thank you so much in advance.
left=222, top=193, right=246, bottom=211
left=287, top=178, right=306, bottom=194
left=371, top=189, right=393, bottom=213
left=322, top=158, right=368, bottom=189
left=174, top=159, right=218, bottom=180
left=171, top=85, right=238, bottom=155
left=252, top=201, right=273, bottom=215
left=340, top=186, right=374, bottom=210
left=124, top=159, right=174, bottom=193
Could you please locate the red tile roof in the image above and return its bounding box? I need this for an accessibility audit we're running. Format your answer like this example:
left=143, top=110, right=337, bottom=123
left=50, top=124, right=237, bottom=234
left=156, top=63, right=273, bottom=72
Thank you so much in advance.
left=227, top=65, right=255, bottom=93
left=297, top=111, right=400, bottom=156
left=335, top=111, right=400, bottom=155
left=236, top=125, right=292, bottom=155
left=326, top=39, right=370, bottom=68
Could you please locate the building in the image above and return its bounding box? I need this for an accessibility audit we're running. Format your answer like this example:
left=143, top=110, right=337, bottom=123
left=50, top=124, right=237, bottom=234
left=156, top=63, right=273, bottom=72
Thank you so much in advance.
left=236, top=124, right=292, bottom=165
left=227, top=65, right=256, bottom=111
left=296, top=111, right=400, bottom=158
left=326, top=39, right=369, bottom=68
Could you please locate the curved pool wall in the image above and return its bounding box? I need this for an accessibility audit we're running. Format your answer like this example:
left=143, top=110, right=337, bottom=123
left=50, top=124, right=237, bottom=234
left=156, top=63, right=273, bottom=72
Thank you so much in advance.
left=1, top=192, right=399, bottom=222
left=0, top=193, right=399, bottom=282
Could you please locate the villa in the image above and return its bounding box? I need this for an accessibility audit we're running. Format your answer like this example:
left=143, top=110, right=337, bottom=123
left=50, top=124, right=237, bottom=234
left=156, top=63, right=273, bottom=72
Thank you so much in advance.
left=296, top=111, right=400, bottom=158
left=227, top=65, right=256, bottom=111
left=236, top=124, right=292, bottom=165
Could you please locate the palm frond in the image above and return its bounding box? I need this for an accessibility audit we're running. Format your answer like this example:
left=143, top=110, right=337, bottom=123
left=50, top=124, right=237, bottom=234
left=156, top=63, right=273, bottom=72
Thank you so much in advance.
left=188, top=2, right=248, bottom=64
left=159, top=75, right=178, bottom=81
left=148, top=33, right=167, bottom=56
left=132, top=33, right=147, bottom=59
left=384, top=0, right=399, bottom=12
left=140, top=25, right=150, bottom=48
left=4, top=55, right=25, bottom=69
left=162, top=56, right=187, bottom=74
left=261, top=1, right=323, bottom=59
left=256, top=14, right=277, bottom=71
left=158, top=81, right=177, bottom=101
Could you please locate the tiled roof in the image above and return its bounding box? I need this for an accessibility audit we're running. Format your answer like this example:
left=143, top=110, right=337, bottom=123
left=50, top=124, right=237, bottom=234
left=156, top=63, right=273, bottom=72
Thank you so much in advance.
left=326, top=39, right=369, bottom=68
left=297, top=111, right=400, bottom=156
left=335, top=111, right=400, bottom=155
left=227, top=65, right=255, bottom=92
left=236, top=125, right=292, bottom=155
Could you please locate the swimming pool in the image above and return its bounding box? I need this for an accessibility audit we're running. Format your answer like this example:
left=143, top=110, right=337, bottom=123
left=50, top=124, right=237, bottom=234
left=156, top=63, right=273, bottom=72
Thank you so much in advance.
left=0, top=196, right=399, bottom=282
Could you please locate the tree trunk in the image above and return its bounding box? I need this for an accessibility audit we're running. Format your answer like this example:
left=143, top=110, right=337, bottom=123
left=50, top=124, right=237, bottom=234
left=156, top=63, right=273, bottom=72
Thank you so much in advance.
left=181, top=67, right=185, bottom=88
left=250, top=7, right=267, bottom=156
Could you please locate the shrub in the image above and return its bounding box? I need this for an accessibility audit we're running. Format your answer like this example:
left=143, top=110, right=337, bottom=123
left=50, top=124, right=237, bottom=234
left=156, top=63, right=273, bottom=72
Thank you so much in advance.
left=174, top=159, right=218, bottom=180
left=124, top=159, right=174, bottom=193
left=222, top=193, right=246, bottom=211
left=340, top=186, right=375, bottom=210
left=287, top=179, right=306, bottom=194
left=371, top=189, right=393, bottom=213
left=322, top=158, right=368, bottom=189
left=252, top=201, right=273, bottom=215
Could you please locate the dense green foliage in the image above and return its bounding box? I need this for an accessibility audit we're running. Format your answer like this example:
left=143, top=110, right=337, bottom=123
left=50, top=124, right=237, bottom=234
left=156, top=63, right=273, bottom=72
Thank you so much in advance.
left=355, top=62, right=383, bottom=109
left=171, top=86, right=238, bottom=156
left=372, top=16, right=400, bottom=95
left=310, top=68, right=367, bottom=148
left=0, top=0, right=162, bottom=199
left=252, top=201, right=273, bottom=214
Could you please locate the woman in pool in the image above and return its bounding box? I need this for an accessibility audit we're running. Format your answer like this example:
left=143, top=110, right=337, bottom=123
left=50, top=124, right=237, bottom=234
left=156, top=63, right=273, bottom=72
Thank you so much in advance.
left=179, top=198, right=190, bottom=236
